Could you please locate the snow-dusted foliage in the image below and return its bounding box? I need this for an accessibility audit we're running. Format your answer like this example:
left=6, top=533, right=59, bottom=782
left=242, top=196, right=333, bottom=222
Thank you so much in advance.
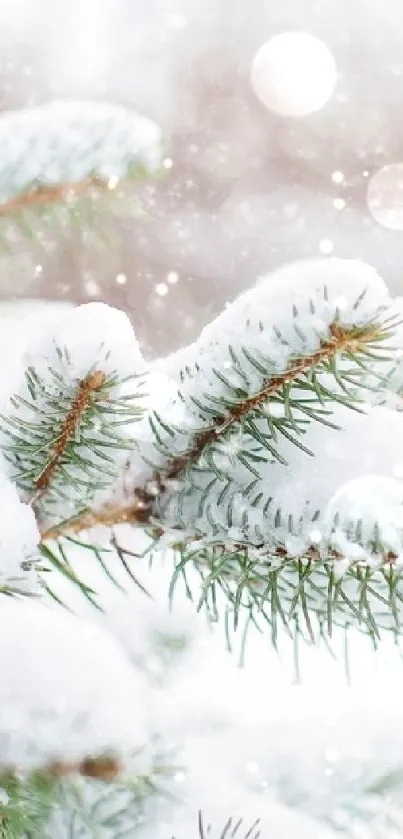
left=0, top=302, right=146, bottom=518
left=131, top=258, right=395, bottom=548
left=324, top=474, right=403, bottom=564
left=0, top=100, right=162, bottom=204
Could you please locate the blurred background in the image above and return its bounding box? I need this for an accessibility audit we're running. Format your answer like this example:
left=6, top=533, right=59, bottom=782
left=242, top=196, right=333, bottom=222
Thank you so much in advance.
left=1, top=0, right=403, bottom=356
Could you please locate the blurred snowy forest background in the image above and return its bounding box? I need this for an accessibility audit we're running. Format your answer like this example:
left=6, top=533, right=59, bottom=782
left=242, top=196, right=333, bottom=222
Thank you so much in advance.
left=3, top=0, right=403, bottom=357
left=3, top=1, right=403, bottom=836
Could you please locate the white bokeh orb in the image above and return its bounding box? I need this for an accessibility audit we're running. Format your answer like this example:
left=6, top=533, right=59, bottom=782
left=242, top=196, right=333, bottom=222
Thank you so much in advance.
left=367, top=163, right=403, bottom=231
left=250, top=32, right=338, bottom=118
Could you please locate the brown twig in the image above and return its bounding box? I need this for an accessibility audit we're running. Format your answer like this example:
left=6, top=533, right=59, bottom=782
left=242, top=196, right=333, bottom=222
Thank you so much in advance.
left=35, top=370, right=106, bottom=496
left=48, top=755, right=121, bottom=781
left=39, top=323, right=382, bottom=541
left=40, top=493, right=152, bottom=542
left=0, top=756, right=121, bottom=785
left=0, top=175, right=109, bottom=217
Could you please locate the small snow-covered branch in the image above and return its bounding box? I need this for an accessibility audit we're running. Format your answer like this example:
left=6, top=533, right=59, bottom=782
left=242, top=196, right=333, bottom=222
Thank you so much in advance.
left=0, top=303, right=146, bottom=520
left=140, top=259, right=395, bottom=539
left=0, top=100, right=162, bottom=207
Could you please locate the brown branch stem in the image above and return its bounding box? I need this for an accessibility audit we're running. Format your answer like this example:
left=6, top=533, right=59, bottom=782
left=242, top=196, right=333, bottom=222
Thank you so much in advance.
left=40, top=494, right=152, bottom=542
left=35, top=370, right=106, bottom=496
left=0, top=175, right=110, bottom=217
left=0, top=756, right=121, bottom=785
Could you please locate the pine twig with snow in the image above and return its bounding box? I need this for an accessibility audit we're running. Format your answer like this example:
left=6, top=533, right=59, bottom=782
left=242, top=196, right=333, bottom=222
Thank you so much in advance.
left=0, top=100, right=162, bottom=256
left=3, top=257, right=403, bottom=647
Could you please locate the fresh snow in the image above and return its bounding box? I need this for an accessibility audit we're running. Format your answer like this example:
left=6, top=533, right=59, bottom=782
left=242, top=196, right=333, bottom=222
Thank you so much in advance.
left=0, top=597, right=151, bottom=773
left=23, top=301, right=144, bottom=383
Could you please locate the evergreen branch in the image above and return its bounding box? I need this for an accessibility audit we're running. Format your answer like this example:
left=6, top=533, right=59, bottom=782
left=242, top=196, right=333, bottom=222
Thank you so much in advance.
left=39, top=320, right=386, bottom=542
left=0, top=755, right=173, bottom=838
left=40, top=495, right=152, bottom=541
left=2, top=359, right=144, bottom=513
left=0, top=100, right=162, bottom=254
left=166, top=541, right=403, bottom=647
left=48, top=755, right=176, bottom=839
left=0, top=100, right=162, bottom=207
left=0, top=174, right=109, bottom=218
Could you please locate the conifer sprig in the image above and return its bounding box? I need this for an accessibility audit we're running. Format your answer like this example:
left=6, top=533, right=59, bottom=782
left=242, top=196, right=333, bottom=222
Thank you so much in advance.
left=0, top=756, right=173, bottom=839
left=1, top=360, right=144, bottom=514
left=0, top=100, right=163, bottom=254
left=157, top=317, right=389, bottom=483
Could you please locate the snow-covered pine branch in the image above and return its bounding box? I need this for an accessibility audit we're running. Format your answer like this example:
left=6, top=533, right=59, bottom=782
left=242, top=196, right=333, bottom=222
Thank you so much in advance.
left=0, top=100, right=162, bottom=253
left=0, top=100, right=162, bottom=207
left=2, top=256, right=403, bottom=642
left=121, top=257, right=403, bottom=643
left=0, top=302, right=147, bottom=522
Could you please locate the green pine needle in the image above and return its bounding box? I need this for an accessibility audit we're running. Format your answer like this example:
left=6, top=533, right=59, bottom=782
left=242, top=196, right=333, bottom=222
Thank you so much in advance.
left=167, top=542, right=403, bottom=649
left=0, top=772, right=56, bottom=839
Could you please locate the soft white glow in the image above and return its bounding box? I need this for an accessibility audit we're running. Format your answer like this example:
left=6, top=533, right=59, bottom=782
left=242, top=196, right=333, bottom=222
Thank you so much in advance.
left=246, top=760, right=260, bottom=774
left=319, top=238, right=334, bottom=254
left=367, top=163, right=403, bottom=230
left=167, top=271, right=179, bottom=284
left=85, top=278, right=100, bottom=296
left=167, top=13, right=188, bottom=29
left=333, top=198, right=346, bottom=210
left=51, top=0, right=113, bottom=87
left=250, top=32, right=337, bottom=117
